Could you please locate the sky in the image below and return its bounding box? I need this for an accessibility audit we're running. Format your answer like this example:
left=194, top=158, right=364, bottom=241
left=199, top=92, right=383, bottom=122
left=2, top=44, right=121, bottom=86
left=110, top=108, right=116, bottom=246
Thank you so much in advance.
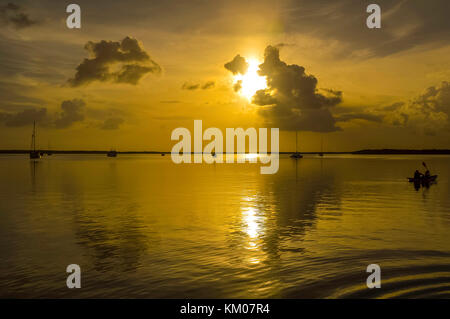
left=0, top=0, right=449, bottom=151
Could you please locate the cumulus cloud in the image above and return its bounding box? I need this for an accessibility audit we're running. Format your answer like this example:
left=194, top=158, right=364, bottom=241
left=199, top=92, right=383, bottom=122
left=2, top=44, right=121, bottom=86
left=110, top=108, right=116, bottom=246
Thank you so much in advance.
left=229, top=45, right=342, bottom=132
left=54, top=99, right=85, bottom=128
left=386, top=81, right=450, bottom=135
left=69, top=37, right=161, bottom=86
left=224, top=54, right=248, bottom=75
left=101, top=117, right=124, bottom=130
left=0, top=107, right=47, bottom=127
left=182, top=81, right=215, bottom=90
left=0, top=2, right=37, bottom=29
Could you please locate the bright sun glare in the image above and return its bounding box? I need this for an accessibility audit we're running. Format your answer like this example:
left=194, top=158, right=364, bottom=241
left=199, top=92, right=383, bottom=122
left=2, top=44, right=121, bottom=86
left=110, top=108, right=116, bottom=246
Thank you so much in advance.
left=233, top=58, right=267, bottom=101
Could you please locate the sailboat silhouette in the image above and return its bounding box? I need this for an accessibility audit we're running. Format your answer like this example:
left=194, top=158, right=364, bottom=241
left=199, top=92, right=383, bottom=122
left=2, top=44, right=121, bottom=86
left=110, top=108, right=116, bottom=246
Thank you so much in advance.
left=290, top=131, right=303, bottom=159
left=29, top=121, right=41, bottom=159
left=319, top=135, right=324, bottom=157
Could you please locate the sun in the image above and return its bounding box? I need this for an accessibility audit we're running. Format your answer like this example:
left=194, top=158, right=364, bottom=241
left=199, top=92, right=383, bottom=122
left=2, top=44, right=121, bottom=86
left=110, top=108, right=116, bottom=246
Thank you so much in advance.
left=233, top=58, right=267, bottom=101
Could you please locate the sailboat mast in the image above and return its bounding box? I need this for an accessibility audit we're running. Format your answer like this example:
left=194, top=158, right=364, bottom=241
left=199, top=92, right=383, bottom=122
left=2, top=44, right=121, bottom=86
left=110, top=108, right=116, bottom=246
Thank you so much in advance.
left=32, top=121, right=36, bottom=152
left=321, top=135, right=323, bottom=153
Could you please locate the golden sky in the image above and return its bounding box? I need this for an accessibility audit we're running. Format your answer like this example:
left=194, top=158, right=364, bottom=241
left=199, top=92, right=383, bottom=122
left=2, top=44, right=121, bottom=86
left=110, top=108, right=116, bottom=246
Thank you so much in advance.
left=0, top=0, right=449, bottom=151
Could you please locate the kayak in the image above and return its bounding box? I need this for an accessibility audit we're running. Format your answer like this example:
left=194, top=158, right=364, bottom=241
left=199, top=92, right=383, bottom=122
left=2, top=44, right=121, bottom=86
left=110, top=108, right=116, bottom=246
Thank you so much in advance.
left=407, top=175, right=438, bottom=183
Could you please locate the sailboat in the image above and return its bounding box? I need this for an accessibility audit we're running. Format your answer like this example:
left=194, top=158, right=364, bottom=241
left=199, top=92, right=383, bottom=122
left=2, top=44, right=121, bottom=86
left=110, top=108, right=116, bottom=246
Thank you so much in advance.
left=29, top=121, right=41, bottom=159
left=107, top=149, right=117, bottom=157
left=319, top=135, right=324, bottom=157
left=290, top=131, right=303, bottom=159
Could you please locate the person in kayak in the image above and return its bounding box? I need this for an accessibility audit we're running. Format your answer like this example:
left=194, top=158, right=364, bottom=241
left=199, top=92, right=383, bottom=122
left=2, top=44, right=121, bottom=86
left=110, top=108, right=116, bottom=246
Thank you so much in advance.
left=424, top=170, right=431, bottom=179
left=414, top=170, right=423, bottom=180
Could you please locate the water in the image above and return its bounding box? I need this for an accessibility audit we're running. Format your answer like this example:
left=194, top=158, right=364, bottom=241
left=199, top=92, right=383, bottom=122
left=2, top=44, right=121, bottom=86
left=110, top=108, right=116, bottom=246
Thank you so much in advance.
left=0, top=154, right=449, bottom=298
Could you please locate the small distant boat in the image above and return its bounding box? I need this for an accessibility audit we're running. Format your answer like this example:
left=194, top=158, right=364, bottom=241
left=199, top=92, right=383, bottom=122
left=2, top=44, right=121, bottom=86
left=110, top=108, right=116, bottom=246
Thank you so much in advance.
left=290, top=131, right=303, bottom=159
left=161, top=153, right=165, bottom=156
left=107, top=150, right=117, bottom=157
left=318, top=135, right=324, bottom=156
left=408, top=175, right=438, bottom=183
left=30, top=151, right=41, bottom=159
left=29, top=121, right=41, bottom=159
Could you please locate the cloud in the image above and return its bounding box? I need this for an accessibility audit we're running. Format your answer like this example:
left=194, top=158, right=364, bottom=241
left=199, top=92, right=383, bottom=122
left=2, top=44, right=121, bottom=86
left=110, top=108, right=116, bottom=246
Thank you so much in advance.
left=0, top=107, right=47, bottom=127
left=54, top=99, right=85, bottom=128
left=231, top=45, right=342, bottom=132
left=0, top=2, right=37, bottom=29
left=224, top=54, right=248, bottom=75
left=201, top=81, right=215, bottom=89
left=0, top=98, right=130, bottom=130
left=182, top=81, right=215, bottom=90
left=335, top=113, right=383, bottom=123
left=182, top=82, right=200, bottom=90
left=284, top=0, right=450, bottom=58
left=233, top=80, right=242, bottom=92
left=101, top=117, right=124, bottom=130
left=69, top=37, right=161, bottom=86
left=386, top=81, right=450, bottom=135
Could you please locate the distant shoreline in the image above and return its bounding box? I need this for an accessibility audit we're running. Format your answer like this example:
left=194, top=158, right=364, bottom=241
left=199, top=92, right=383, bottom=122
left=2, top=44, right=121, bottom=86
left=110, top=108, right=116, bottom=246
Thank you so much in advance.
left=0, top=149, right=449, bottom=155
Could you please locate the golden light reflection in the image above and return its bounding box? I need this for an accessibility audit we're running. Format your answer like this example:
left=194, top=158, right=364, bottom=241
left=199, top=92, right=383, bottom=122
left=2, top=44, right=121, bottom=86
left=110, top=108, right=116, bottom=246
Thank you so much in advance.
left=233, top=58, right=268, bottom=101
left=243, top=207, right=259, bottom=239
left=241, top=197, right=266, bottom=265
left=244, top=153, right=259, bottom=160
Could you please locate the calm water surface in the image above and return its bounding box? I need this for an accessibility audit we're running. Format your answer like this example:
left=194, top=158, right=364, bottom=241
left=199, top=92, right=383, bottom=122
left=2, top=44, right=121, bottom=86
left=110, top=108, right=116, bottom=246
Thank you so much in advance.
left=1, top=154, right=450, bottom=298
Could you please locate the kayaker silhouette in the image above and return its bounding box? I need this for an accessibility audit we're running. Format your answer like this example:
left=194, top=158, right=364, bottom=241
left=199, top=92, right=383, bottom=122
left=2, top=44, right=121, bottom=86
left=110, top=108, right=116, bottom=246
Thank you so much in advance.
left=414, top=170, right=422, bottom=180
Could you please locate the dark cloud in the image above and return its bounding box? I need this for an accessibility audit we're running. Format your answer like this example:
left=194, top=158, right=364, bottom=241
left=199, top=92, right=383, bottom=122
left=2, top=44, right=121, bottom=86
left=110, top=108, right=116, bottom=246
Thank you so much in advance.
left=54, top=99, right=85, bottom=128
left=232, top=45, right=342, bottom=132
left=116, top=64, right=156, bottom=85
left=382, top=102, right=404, bottom=112
left=224, top=54, right=248, bottom=75
left=101, top=117, right=124, bottom=130
left=284, top=0, right=450, bottom=58
left=11, top=0, right=449, bottom=59
left=0, top=107, right=47, bottom=127
left=69, top=37, right=161, bottom=86
left=385, top=81, right=450, bottom=135
left=275, top=43, right=295, bottom=48
left=0, top=98, right=130, bottom=130
left=233, top=80, right=242, bottom=92
left=335, top=113, right=383, bottom=123
left=182, top=82, right=200, bottom=90
left=182, top=81, right=215, bottom=90
left=0, top=2, right=37, bottom=29
left=201, top=81, right=215, bottom=89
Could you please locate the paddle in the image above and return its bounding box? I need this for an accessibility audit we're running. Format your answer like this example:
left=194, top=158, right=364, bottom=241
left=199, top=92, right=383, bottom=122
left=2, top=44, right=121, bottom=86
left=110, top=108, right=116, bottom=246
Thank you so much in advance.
left=422, top=161, right=428, bottom=171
